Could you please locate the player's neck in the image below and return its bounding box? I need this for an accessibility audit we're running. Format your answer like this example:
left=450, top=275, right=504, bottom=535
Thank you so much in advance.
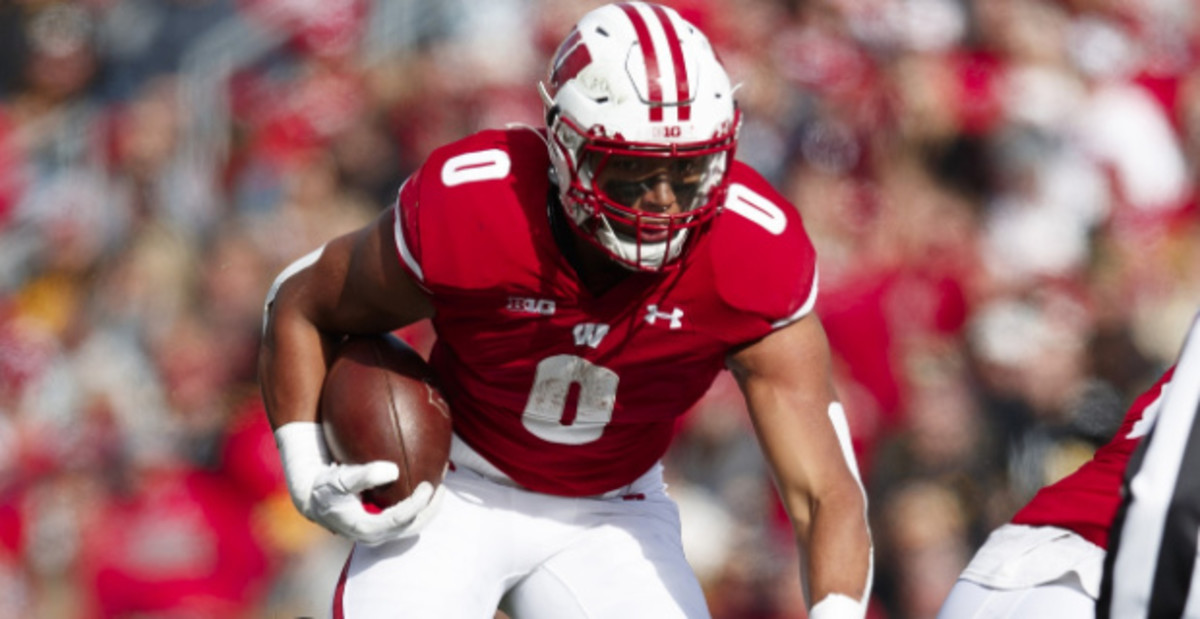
left=547, top=191, right=633, bottom=296
left=572, top=237, right=633, bottom=296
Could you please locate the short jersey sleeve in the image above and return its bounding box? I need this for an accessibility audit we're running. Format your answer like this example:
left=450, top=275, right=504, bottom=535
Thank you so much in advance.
left=708, top=161, right=819, bottom=330
left=390, top=129, right=552, bottom=294
left=393, top=164, right=430, bottom=289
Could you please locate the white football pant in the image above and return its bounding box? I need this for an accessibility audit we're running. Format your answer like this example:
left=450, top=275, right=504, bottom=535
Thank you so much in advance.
left=938, top=577, right=1095, bottom=619
left=332, top=436, right=710, bottom=618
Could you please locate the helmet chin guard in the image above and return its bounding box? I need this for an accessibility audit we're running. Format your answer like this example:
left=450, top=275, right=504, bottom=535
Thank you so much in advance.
left=541, top=2, right=740, bottom=272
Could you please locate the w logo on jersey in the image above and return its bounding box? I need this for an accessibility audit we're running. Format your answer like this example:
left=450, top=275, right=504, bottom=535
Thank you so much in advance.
left=573, top=323, right=610, bottom=348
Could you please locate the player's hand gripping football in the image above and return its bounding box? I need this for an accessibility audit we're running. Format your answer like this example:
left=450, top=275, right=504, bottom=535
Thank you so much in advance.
left=274, top=421, right=445, bottom=545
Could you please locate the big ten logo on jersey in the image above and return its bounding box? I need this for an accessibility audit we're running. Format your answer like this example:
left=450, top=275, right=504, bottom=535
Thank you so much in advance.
left=507, top=296, right=556, bottom=316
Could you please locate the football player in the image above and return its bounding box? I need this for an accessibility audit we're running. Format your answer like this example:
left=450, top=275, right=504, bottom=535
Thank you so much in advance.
left=937, top=311, right=1199, bottom=618
left=259, top=3, right=873, bottom=618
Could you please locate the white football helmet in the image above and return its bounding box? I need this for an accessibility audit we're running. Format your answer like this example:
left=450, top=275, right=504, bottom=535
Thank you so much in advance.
left=540, top=2, right=740, bottom=271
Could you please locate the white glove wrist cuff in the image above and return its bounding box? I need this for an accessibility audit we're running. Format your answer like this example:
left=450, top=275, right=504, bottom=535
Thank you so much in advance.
left=274, top=421, right=330, bottom=463
left=274, top=421, right=331, bottom=515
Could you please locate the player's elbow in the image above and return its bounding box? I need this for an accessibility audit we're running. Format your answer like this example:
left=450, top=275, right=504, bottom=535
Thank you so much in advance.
left=787, top=479, right=867, bottom=538
left=817, top=480, right=866, bottom=520
left=263, top=247, right=326, bottom=333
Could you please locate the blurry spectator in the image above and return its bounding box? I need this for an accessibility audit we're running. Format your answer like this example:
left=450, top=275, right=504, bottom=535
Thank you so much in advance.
left=0, top=3, right=124, bottom=293
left=74, top=452, right=272, bottom=619
left=109, top=78, right=222, bottom=241
left=869, top=348, right=994, bottom=618
left=880, top=480, right=973, bottom=619
left=95, top=0, right=238, bottom=102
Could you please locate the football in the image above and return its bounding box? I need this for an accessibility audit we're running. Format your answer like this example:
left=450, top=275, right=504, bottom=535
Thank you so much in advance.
left=319, top=333, right=452, bottom=509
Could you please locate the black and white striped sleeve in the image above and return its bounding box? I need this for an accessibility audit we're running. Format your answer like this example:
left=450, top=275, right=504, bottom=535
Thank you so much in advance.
left=1099, top=311, right=1200, bottom=618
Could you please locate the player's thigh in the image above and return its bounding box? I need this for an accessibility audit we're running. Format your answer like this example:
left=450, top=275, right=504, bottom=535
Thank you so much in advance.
left=335, top=478, right=513, bottom=619
left=501, top=496, right=710, bottom=619
left=937, top=578, right=1095, bottom=619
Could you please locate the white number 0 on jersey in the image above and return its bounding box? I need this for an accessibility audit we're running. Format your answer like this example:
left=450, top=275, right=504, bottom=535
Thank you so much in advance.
left=522, top=355, right=619, bottom=445
left=725, top=183, right=787, bottom=235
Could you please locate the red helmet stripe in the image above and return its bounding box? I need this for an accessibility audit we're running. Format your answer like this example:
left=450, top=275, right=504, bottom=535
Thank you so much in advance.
left=649, top=4, right=690, bottom=122
left=619, top=3, right=663, bottom=122
left=550, top=27, right=592, bottom=90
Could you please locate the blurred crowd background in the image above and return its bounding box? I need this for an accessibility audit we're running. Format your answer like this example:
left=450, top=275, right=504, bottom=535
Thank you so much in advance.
left=1, top=0, right=1198, bottom=617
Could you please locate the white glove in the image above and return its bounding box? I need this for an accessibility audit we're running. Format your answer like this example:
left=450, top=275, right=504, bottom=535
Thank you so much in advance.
left=274, top=421, right=444, bottom=545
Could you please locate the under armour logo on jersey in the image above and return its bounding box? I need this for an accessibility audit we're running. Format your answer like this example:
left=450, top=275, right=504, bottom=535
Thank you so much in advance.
left=645, top=305, right=684, bottom=329
left=573, top=323, right=610, bottom=348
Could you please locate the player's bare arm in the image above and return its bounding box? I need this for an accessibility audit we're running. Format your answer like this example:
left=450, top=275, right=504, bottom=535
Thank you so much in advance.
left=728, top=312, right=873, bottom=616
left=260, top=209, right=433, bottom=429
left=258, top=209, right=441, bottom=545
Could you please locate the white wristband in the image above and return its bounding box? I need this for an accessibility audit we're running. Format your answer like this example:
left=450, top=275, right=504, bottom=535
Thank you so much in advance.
left=809, top=593, right=867, bottom=619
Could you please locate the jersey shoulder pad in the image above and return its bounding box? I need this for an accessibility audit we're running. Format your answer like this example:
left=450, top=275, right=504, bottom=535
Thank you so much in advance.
left=706, top=162, right=818, bottom=326
left=394, top=128, right=550, bottom=291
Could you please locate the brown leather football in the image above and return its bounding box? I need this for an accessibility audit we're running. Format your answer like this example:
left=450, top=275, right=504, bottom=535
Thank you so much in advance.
left=319, top=334, right=452, bottom=509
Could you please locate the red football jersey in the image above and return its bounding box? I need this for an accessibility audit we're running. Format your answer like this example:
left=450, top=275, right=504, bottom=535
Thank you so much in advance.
left=392, top=128, right=818, bottom=496
left=1011, top=367, right=1176, bottom=548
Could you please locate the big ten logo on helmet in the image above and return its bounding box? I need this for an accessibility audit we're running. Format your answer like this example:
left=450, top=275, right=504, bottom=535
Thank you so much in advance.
left=653, top=124, right=684, bottom=138
left=506, top=296, right=557, bottom=316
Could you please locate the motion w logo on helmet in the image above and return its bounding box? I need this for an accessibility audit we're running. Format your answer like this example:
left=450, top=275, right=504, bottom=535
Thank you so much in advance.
left=549, top=28, right=592, bottom=94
